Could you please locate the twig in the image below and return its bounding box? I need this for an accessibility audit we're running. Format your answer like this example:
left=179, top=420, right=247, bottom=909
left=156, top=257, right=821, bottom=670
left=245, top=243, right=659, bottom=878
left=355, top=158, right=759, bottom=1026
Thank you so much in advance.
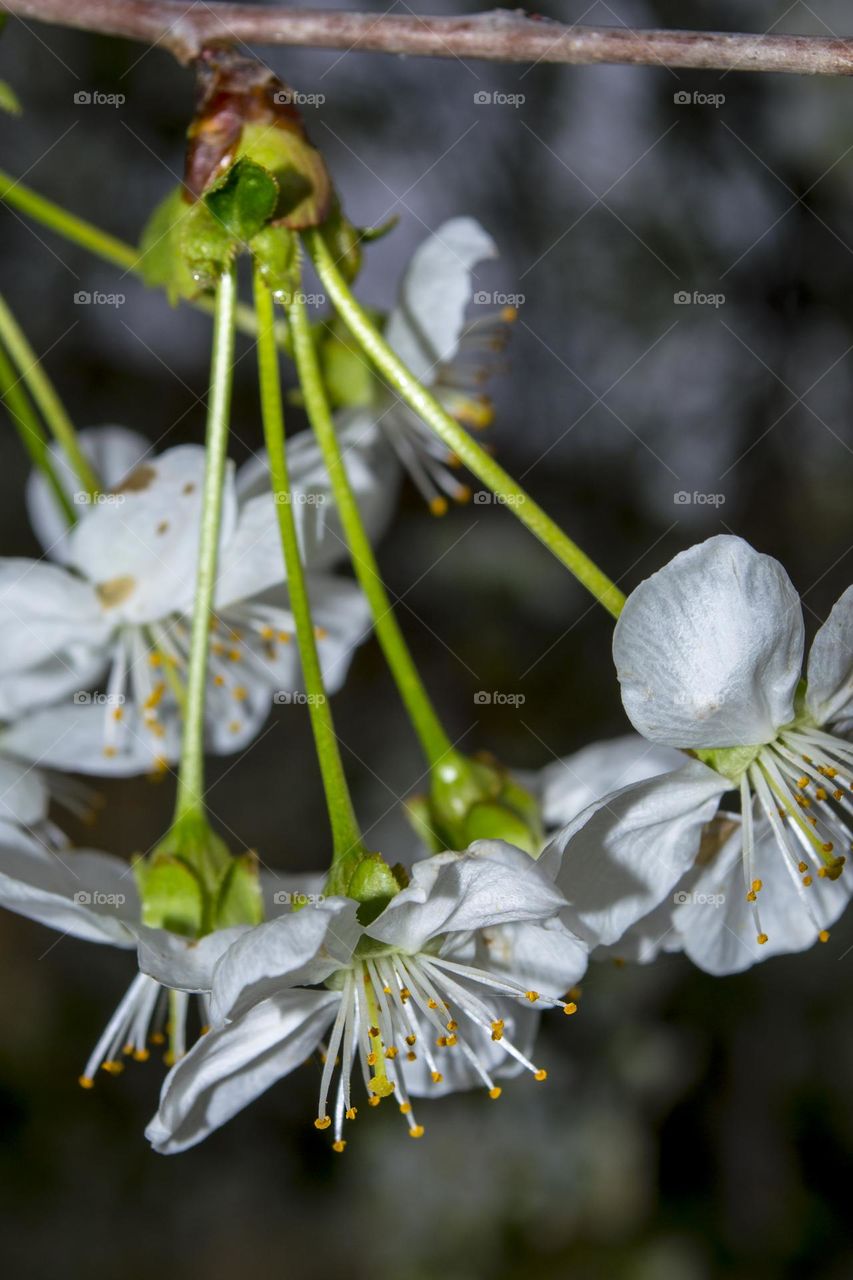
left=2, top=1, right=853, bottom=76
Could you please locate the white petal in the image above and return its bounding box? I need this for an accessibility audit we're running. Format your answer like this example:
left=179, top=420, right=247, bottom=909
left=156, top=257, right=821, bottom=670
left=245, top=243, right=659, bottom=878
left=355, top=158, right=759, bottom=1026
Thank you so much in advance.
left=137, top=925, right=249, bottom=992
left=614, top=535, right=804, bottom=747
left=543, top=761, right=727, bottom=949
left=385, top=218, right=497, bottom=385
left=0, top=558, right=109, bottom=716
left=467, top=916, right=589, bottom=994
left=209, top=898, right=361, bottom=1023
left=69, top=446, right=237, bottom=625
left=806, top=584, right=853, bottom=726
left=2, top=703, right=180, bottom=777
left=539, top=735, right=683, bottom=831
left=0, top=754, right=49, bottom=828
left=368, top=840, right=567, bottom=955
left=260, top=868, right=326, bottom=917
left=0, top=835, right=138, bottom=946
left=146, top=989, right=339, bottom=1154
left=676, top=818, right=853, bottom=975
left=27, top=425, right=150, bottom=562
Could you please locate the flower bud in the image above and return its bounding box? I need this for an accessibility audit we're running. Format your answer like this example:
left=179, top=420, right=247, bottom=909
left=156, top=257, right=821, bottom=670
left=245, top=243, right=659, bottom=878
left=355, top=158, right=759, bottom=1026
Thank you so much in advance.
left=414, top=752, right=543, bottom=856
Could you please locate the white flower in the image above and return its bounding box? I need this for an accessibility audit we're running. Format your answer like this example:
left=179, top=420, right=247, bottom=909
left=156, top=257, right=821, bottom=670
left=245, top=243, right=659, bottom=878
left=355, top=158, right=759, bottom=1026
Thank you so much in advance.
left=0, top=427, right=377, bottom=775
left=145, top=841, right=588, bottom=1154
left=0, top=826, right=313, bottom=1083
left=546, top=535, right=853, bottom=975
left=343, top=218, right=514, bottom=515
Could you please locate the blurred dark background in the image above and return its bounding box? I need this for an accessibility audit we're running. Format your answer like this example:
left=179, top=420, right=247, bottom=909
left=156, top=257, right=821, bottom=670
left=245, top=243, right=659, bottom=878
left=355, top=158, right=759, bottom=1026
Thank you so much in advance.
left=2, top=1, right=853, bottom=1276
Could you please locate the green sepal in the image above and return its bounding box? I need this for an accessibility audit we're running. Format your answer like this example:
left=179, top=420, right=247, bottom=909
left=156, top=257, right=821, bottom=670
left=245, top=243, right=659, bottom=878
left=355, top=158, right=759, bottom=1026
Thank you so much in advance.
left=344, top=853, right=403, bottom=926
left=204, top=156, right=278, bottom=244
left=134, top=853, right=205, bottom=938
left=320, top=202, right=399, bottom=284
left=215, top=850, right=265, bottom=928
left=0, top=80, right=21, bottom=116
left=691, top=743, right=761, bottom=784
left=249, top=224, right=300, bottom=302
left=464, top=800, right=541, bottom=856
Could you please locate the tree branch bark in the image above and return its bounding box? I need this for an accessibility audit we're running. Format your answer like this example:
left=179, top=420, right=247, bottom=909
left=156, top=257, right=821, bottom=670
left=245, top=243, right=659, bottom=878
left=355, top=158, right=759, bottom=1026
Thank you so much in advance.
left=3, top=1, right=853, bottom=76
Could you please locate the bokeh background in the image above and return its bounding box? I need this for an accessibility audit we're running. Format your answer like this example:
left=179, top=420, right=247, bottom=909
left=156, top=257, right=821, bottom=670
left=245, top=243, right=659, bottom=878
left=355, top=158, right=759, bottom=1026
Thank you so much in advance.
left=2, top=1, right=853, bottom=1276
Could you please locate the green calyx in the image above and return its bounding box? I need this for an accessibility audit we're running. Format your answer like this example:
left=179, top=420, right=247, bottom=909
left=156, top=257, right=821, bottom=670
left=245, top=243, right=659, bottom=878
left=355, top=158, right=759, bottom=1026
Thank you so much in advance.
left=315, top=309, right=384, bottom=410
left=691, top=743, right=763, bottom=784
left=134, top=811, right=264, bottom=938
left=410, top=752, right=544, bottom=857
left=323, top=851, right=408, bottom=926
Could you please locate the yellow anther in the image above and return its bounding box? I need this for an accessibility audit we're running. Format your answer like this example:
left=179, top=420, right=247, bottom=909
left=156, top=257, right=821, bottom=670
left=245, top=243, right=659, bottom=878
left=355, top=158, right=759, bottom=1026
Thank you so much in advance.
left=456, top=485, right=472, bottom=505
left=102, top=746, right=117, bottom=758
left=228, top=649, right=241, bottom=662
left=382, top=986, right=392, bottom=995
left=819, top=929, right=830, bottom=943
left=385, top=1046, right=398, bottom=1060
left=133, top=1049, right=150, bottom=1063
left=405, top=1034, right=416, bottom=1046
left=798, top=861, right=809, bottom=873
left=408, top=1125, right=425, bottom=1139
left=797, top=776, right=809, bottom=789
left=746, top=891, right=757, bottom=903
left=429, top=496, right=448, bottom=517
left=101, top=1060, right=124, bottom=1075
left=500, top=305, right=519, bottom=323
left=488, top=1086, right=502, bottom=1100
left=446, top=1034, right=458, bottom=1046
left=332, top=1140, right=346, bottom=1153
left=78, top=1075, right=95, bottom=1090
left=803, top=875, right=813, bottom=886
left=563, top=1002, right=578, bottom=1016
left=822, top=842, right=834, bottom=853
left=751, top=879, right=763, bottom=893
left=122, top=1042, right=134, bottom=1056
left=368, top=1096, right=381, bottom=1107
left=314, top=626, right=328, bottom=641
left=399, top=988, right=411, bottom=1002
left=491, top=1020, right=504, bottom=1042
left=431, top=1071, right=443, bottom=1084
left=345, top=1107, right=357, bottom=1120
left=366, top=1053, right=377, bottom=1067
left=150, top=1032, right=166, bottom=1046
left=757, top=933, right=769, bottom=945
left=815, top=788, right=828, bottom=802
left=112, top=707, right=123, bottom=722
left=277, top=631, right=291, bottom=643
left=213, top=674, right=225, bottom=687
left=233, top=686, right=248, bottom=702
left=406, top=1052, right=416, bottom=1062
left=427, top=999, right=438, bottom=1010
left=446, top=1020, right=458, bottom=1032
left=314, top=1116, right=332, bottom=1130
left=149, top=652, right=162, bottom=667
left=399, top=1102, right=412, bottom=1115
left=368, top=1025, right=380, bottom=1038
left=534, top=1069, right=548, bottom=1082
left=525, top=991, right=539, bottom=1003
left=260, top=625, right=274, bottom=640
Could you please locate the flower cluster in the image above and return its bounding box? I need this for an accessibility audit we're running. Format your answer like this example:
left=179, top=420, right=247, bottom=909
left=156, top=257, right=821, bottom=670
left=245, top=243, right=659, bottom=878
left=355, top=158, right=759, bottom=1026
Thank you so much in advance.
left=1, top=183, right=850, bottom=1163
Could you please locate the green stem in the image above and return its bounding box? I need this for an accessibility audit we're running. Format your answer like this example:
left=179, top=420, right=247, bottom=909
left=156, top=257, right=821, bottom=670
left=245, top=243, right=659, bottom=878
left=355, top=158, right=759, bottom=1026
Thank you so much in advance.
left=287, top=287, right=455, bottom=770
left=0, top=291, right=99, bottom=496
left=0, top=169, right=286, bottom=346
left=174, top=265, right=237, bottom=820
left=304, top=228, right=626, bottom=620
left=254, top=266, right=365, bottom=868
left=0, top=341, right=76, bottom=525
